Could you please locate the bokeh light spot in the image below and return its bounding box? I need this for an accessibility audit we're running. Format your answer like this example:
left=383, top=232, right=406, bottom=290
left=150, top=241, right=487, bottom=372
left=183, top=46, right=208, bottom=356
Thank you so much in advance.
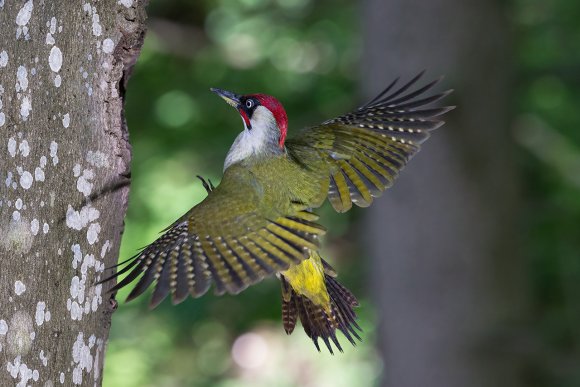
left=222, top=33, right=262, bottom=69
left=231, top=332, right=269, bottom=370
left=155, top=90, right=197, bottom=128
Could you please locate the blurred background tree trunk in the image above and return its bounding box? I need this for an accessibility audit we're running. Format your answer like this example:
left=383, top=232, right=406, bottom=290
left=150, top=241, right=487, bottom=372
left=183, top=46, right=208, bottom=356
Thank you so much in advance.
left=0, top=1, right=145, bottom=385
left=362, top=0, right=525, bottom=386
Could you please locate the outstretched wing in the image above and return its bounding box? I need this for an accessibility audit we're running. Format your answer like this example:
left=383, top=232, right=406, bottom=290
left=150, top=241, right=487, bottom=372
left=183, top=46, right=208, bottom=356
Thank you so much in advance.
left=102, top=166, right=326, bottom=308
left=286, top=72, right=453, bottom=212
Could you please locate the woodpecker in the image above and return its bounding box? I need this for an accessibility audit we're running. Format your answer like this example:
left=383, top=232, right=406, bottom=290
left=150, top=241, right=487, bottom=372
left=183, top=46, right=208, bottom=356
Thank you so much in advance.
left=104, top=73, right=453, bottom=353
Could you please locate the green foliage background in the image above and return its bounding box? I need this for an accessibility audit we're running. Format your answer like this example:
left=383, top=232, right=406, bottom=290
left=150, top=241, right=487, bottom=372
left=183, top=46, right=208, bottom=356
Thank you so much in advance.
left=104, top=0, right=580, bottom=386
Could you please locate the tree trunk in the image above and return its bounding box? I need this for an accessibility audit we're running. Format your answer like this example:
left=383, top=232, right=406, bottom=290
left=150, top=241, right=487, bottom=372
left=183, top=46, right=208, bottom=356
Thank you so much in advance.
left=0, top=1, right=146, bottom=385
left=362, top=1, right=524, bottom=386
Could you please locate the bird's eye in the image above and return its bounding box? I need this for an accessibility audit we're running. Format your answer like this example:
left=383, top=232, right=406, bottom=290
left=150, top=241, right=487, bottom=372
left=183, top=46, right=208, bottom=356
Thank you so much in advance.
left=245, top=99, right=254, bottom=109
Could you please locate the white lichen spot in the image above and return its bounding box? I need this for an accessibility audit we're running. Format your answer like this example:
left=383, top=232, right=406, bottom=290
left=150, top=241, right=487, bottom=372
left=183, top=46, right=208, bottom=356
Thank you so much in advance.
left=39, top=350, right=48, bottom=366
left=6, top=173, right=13, bottom=188
left=49, top=141, right=58, bottom=165
left=19, top=170, right=33, bottom=189
left=0, top=89, right=5, bottom=127
left=43, top=222, right=49, bottom=234
left=0, top=50, right=8, bottom=67
left=15, top=0, right=34, bottom=27
left=40, top=155, right=47, bottom=168
left=118, top=0, right=134, bottom=7
left=48, top=46, right=63, bottom=72
left=7, top=353, right=39, bottom=386
left=71, top=244, right=82, bottom=268
left=35, top=302, right=46, bottom=326
left=8, top=137, right=17, bottom=157
left=86, top=223, right=100, bottom=245
left=54, top=74, right=61, bottom=88
left=86, top=151, right=108, bottom=167
left=102, top=38, right=114, bottom=54
left=12, top=210, right=21, bottom=222
left=68, top=299, right=81, bottom=320
left=15, top=198, right=23, bottom=210
left=14, top=281, right=26, bottom=295
left=45, top=32, right=55, bottom=45
left=16, top=66, right=28, bottom=92
left=72, top=333, right=95, bottom=385
left=6, top=356, right=19, bottom=378
left=6, top=356, right=26, bottom=385
left=66, top=204, right=100, bottom=232
left=62, top=113, right=70, bottom=128
left=67, top=248, right=104, bottom=320
left=0, top=319, right=8, bottom=335
left=30, top=218, right=39, bottom=235
left=18, top=139, right=30, bottom=157
left=50, top=16, right=57, bottom=34
left=20, top=96, right=32, bottom=120
left=34, top=167, right=45, bottom=182
left=91, top=9, right=102, bottom=37
left=60, top=372, right=64, bottom=384
left=70, top=276, right=80, bottom=299
left=100, top=240, right=110, bottom=258
left=76, top=169, right=94, bottom=196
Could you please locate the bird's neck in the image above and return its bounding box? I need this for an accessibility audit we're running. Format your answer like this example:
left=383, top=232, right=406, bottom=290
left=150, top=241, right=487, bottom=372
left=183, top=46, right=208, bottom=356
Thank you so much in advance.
left=224, top=112, right=284, bottom=171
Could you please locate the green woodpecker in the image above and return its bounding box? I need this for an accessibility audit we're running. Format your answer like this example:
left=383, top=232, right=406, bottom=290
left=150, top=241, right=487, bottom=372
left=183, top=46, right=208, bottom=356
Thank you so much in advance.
left=104, top=73, right=453, bottom=353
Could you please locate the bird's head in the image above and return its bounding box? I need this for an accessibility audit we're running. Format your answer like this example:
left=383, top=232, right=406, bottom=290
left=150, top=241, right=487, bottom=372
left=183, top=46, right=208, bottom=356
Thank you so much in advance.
left=211, top=89, right=288, bottom=169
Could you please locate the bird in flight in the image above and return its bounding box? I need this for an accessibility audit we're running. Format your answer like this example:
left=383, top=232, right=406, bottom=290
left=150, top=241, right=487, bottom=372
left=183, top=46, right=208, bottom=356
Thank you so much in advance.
left=103, top=72, right=453, bottom=353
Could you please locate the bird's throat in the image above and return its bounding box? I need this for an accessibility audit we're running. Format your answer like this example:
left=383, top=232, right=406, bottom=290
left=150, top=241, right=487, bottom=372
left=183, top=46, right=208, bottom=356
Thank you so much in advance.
left=224, top=112, right=283, bottom=170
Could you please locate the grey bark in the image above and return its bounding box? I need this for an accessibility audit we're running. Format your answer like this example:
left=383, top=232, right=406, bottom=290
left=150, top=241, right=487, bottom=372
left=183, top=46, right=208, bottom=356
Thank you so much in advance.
left=0, top=1, right=146, bottom=386
left=362, top=1, right=524, bottom=386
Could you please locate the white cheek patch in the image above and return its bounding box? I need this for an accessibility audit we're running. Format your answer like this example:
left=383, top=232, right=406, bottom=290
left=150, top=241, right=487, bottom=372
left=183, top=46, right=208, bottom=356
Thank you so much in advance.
left=224, top=106, right=280, bottom=170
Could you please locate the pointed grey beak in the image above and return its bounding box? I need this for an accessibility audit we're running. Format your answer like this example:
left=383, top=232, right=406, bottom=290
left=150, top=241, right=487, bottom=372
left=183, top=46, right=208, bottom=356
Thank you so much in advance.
left=210, top=88, right=241, bottom=108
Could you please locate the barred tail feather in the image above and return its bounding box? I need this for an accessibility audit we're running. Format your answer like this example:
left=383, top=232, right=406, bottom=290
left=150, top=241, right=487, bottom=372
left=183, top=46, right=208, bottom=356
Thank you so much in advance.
left=280, top=274, right=361, bottom=354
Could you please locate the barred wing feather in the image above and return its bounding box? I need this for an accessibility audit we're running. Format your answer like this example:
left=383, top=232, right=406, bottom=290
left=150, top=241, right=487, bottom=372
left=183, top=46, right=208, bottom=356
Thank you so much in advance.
left=287, top=72, right=453, bottom=212
left=101, top=179, right=326, bottom=308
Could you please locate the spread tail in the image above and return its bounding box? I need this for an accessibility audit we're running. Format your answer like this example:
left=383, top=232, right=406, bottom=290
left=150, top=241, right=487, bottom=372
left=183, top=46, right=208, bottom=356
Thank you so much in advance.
left=280, top=271, right=361, bottom=354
